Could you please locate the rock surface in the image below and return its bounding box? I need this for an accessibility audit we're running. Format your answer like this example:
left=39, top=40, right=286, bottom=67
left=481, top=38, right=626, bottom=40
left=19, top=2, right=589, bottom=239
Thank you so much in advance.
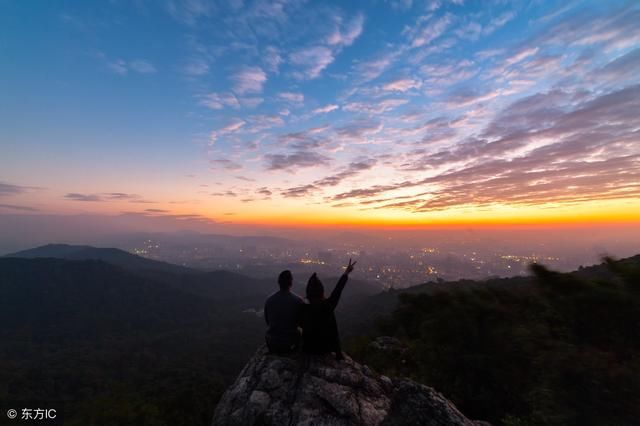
left=212, top=346, right=488, bottom=425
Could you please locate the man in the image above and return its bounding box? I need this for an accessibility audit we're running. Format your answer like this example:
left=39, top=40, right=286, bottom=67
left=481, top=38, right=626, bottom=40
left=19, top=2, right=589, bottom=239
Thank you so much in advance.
left=264, top=270, right=305, bottom=355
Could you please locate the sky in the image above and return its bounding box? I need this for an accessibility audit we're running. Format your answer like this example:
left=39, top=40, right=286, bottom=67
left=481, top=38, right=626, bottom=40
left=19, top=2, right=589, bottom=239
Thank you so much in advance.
left=1, top=0, right=640, bottom=231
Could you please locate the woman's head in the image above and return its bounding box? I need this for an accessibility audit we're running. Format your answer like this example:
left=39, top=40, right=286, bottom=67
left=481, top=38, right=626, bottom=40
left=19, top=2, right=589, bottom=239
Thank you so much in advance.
left=306, top=272, right=325, bottom=301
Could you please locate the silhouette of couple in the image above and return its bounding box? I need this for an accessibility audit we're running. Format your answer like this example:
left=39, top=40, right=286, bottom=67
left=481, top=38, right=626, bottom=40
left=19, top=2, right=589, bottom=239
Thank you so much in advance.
left=264, top=259, right=357, bottom=360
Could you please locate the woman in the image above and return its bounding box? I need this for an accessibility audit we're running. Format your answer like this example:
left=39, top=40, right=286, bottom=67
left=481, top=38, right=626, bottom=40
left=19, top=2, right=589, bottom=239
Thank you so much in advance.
left=301, top=258, right=357, bottom=360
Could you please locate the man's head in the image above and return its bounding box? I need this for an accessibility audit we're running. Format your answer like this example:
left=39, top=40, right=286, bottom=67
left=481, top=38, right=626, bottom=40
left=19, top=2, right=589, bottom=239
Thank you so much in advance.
left=306, top=272, right=325, bottom=301
left=278, top=270, right=293, bottom=290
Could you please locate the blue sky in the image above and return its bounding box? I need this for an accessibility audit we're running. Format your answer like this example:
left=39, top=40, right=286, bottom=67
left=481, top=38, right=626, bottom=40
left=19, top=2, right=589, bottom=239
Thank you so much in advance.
left=1, top=0, right=639, bottom=227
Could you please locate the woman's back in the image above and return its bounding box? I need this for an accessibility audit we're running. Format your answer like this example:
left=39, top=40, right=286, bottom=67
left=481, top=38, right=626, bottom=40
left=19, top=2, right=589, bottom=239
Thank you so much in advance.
left=301, top=263, right=355, bottom=359
left=301, top=299, right=340, bottom=355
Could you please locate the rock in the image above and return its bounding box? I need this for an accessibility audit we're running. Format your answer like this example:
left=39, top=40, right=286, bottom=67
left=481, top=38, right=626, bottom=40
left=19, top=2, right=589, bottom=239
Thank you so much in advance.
left=369, top=336, right=408, bottom=354
left=212, top=346, right=488, bottom=425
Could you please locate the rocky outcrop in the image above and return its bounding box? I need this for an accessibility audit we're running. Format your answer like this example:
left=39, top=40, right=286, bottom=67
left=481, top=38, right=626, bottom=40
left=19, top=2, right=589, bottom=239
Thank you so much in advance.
left=212, top=346, right=488, bottom=425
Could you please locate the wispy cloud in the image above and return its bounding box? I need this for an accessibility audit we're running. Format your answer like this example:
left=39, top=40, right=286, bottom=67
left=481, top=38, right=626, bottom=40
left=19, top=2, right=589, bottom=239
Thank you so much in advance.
left=278, top=91, right=304, bottom=103
left=201, top=92, right=240, bottom=110
left=183, top=58, right=209, bottom=76
left=64, top=192, right=151, bottom=203
left=289, top=46, right=335, bottom=79
left=327, top=12, right=364, bottom=47
left=383, top=78, right=422, bottom=92
left=407, top=13, right=453, bottom=48
left=266, top=150, right=331, bottom=171
left=313, top=104, right=339, bottom=114
left=106, top=58, right=157, bottom=75
left=232, top=66, right=267, bottom=94
left=0, top=182, right=41, bottom=196
left=210, top=158, right=243, bottom=171
left=0, top=203, right=39, bottom=212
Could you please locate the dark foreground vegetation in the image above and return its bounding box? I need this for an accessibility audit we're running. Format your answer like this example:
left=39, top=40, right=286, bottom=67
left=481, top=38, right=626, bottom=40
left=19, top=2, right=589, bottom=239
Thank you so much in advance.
left=348, top=255, right=640, bottom=425
left=0, top=257, right=265, bottom=425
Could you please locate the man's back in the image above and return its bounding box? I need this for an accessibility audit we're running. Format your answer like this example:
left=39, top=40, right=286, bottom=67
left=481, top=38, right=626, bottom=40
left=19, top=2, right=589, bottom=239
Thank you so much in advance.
left=264, top=290, right=304, bottom=353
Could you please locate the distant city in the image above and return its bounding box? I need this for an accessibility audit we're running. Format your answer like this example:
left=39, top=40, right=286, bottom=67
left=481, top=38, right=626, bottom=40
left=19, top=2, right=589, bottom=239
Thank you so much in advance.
left=129, top=236, right=571, bottom=289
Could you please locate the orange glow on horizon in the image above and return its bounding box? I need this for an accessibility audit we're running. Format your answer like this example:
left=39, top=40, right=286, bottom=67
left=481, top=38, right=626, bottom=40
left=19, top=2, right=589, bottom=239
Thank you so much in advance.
left=199, top=198, right=640, bottom=230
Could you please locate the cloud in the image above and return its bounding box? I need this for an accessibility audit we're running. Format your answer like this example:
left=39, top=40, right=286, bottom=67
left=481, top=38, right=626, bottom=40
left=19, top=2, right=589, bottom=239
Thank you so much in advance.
left=211, top=190, right=238, bottom=197
left=336, top=120, right=384, bottom=140
left=107, top=60, right=128, bottom=75
left=278, top=92, right=304, bottom=103
left=129, top=60, right=157, bottom=74
left=484, top=11, right=516, bottom=35
left=327, top=12, right=365, bottom=47
left=385, top=0, right=413, bottom=11
left=232, top=66, right=267, bottom=94
left=103, top=193, right=143, bottom=201
left=383, top=78, right=422, bottom=92
left=166, top=0, right=213, bottom=25
left=343, top=98, right=409, bottom=114
left=266, top=150, right=331, bottom=171
left=256, top=187, right=272, bottom=197
left=535, top=5, right=640, bottom=51
left=0, top=182, right=40, bottom=196
left=263, top=46, right=283, bottom=73
left=64, top=192, right=150, bottom=203
left=420, top=61, right=477, bottom=87
left=65, top=193, right=103, bottom=202
left=456, top=11, right=516, bottom=41
left=313, top=158, right=377, bottom=187
left=209, top=118, right=246, bottom=145
left=455, top=21, right=483, bottom=41
left=210, top=158, right=243, bottom=170
left=281, top=184, right=316, bottom=198
left=221, top=119, right=246, bottom=133
left=183, top=58, right=209, bottom=76
left=145, top=208, right=170, bottom=213
left=0, top=204, right=39, bottom=212
left=277, top=126, right=332, bottom=151
left=329, top=84, right=640, bottom=212
left=246, top=114, right=284, bottom=132
left=353, top=51, right=398, bottom=82
left=289, top=46, right=335, bottom=79
left=107, top=58, right=157, bottom=75
left=239, top=97, right=264, bottom=108
left=446, top=86, right=507, bottom=108
left=313, top=104, right=339, bottom=114
left=408, top=13, right=453, bottom=48
left=201, top=92, right=240, bottom=109
left=504, top=47, right=539, bottom=66
left=594, top=48, right=640, bottom=84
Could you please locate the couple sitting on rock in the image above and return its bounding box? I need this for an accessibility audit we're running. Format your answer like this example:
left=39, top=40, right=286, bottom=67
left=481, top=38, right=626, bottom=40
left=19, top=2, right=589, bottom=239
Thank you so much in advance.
left=264, top=259, right=357, bottom=360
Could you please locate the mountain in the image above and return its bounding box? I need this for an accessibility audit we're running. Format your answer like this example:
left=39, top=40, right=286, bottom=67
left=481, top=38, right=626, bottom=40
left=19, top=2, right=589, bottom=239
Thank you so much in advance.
left=0, top=256, right=265, bottom=425
left=211, top=346, right=487, bottom=425
left=6, top=243, right=195, bottom=275
left=5, top=244, right=379, bottom=307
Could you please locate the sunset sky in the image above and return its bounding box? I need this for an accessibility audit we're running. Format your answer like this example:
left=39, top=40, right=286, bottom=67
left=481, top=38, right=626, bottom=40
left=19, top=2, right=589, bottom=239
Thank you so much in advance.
left=1, top=0, right=639, bottom=229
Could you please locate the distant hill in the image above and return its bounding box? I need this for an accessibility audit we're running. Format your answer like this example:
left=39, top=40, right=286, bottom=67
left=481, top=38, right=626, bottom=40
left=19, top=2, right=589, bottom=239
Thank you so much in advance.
left=346, top=254, right=640, bottom=425
left=342, top=253, right=640, bottom=335
left=6, top=243, right=195, bottom=275
left=0, top=256, right=265, bottom=425
left=5, top=243, right=380, bottom=308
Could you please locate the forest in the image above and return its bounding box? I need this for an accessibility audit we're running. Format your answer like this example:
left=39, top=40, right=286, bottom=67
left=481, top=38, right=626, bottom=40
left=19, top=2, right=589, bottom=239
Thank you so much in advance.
left=348, top=256, right=640, bottom=425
